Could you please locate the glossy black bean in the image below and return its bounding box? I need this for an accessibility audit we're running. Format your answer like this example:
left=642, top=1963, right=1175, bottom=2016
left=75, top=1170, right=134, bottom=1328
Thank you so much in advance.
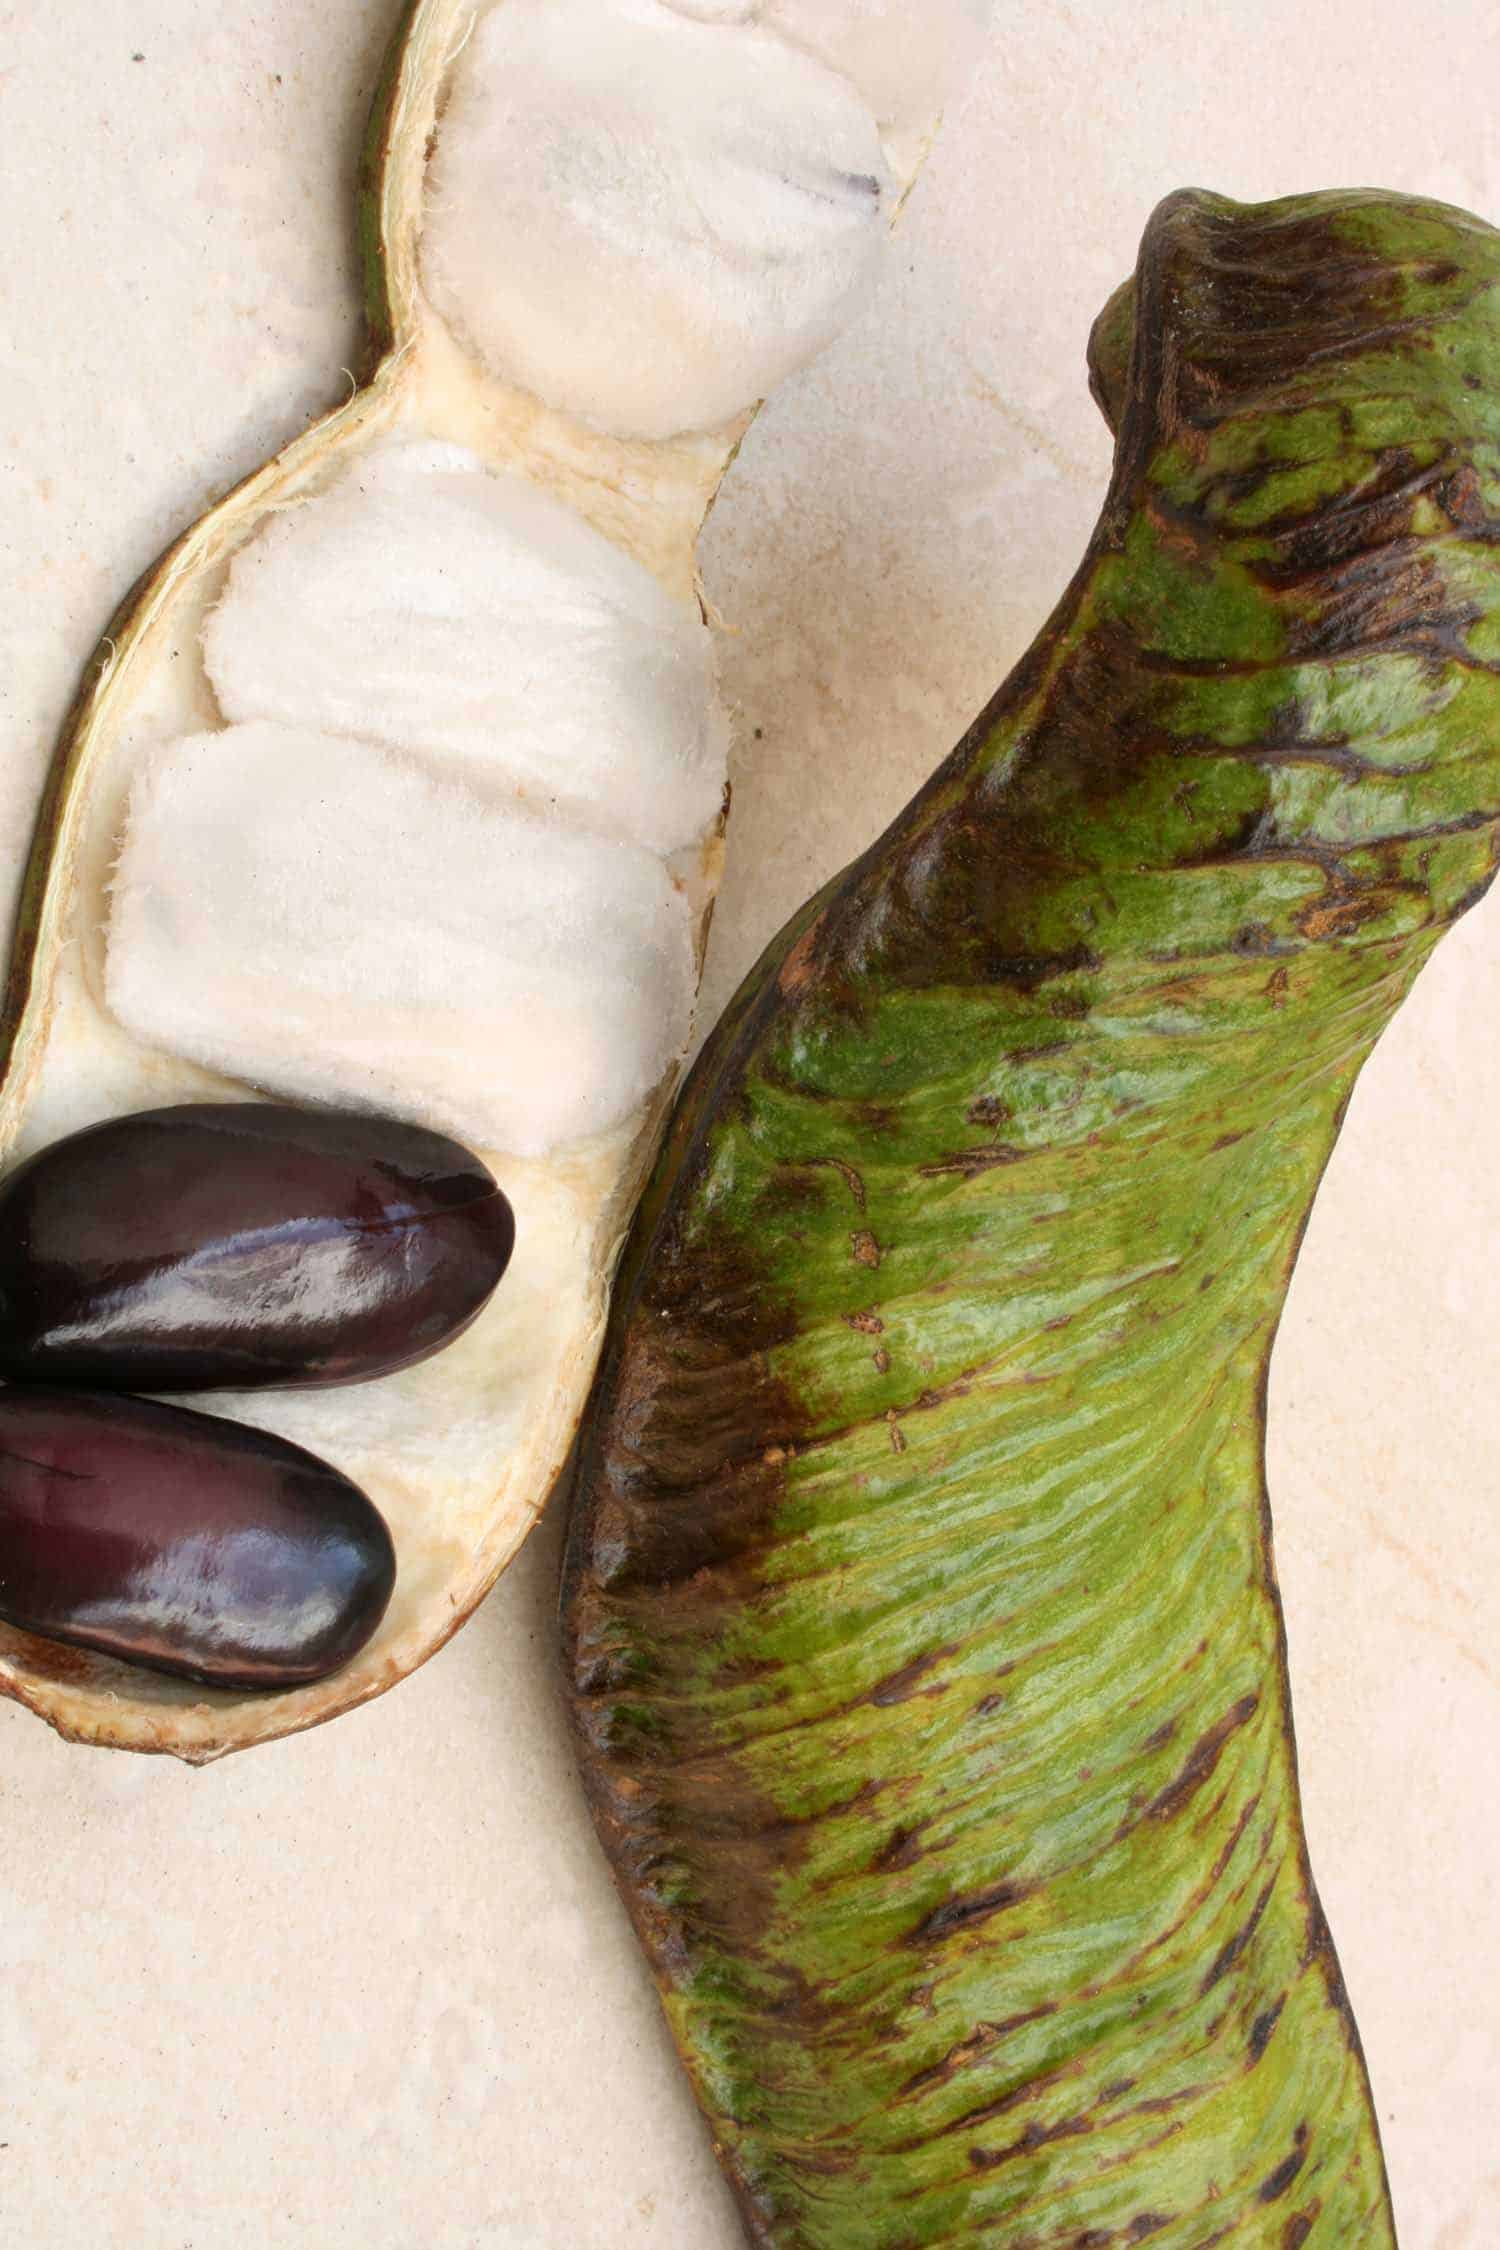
left=0, top=1103, right=515, bottom=1391
left=0, top=1388, right=395, bottom=1688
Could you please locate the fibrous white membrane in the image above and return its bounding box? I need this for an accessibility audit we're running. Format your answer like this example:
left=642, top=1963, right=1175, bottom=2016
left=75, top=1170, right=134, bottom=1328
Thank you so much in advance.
left=106, top=724, right=697, bottom=1158
left=203, top=442, right=726, bottom=857
left=422, top=0, right=893, bottom=441
left=663, top=1, right=992, bottom=137
left=757, top=0, right=993, bottom=139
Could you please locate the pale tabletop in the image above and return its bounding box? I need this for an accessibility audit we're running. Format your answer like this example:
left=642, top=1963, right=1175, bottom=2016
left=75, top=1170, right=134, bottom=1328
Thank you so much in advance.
left=0, top=4, right=1496, bottom=2246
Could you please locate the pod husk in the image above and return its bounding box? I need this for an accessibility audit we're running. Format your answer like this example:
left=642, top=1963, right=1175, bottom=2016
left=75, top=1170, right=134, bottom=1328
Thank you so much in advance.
left=562, top=188, right=1500, bottom=2244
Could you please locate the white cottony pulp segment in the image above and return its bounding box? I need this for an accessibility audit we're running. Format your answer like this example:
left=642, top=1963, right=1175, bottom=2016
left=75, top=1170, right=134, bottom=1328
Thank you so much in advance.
left=661, top=0, right=996, bottom=138
left=758, top=0, right=994, bottom=138
left=203, top=443, right=728, bottom=858
left=422, top=0, right=895, bottom=441
left=106, top=724, right=698, bottom=1160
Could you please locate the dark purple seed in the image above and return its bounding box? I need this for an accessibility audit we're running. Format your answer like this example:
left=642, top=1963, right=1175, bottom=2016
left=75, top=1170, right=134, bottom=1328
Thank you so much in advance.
left=0, top=1388, right=395, bottom=1689
left=0, top=1103, right=515, bottom=1391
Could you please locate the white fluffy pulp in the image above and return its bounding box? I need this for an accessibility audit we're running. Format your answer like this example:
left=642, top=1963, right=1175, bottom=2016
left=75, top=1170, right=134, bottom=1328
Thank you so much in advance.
left=756, top=0, right=993, bottom=139
left=105, top=724, right=697, bottom=1159
left=422, top=0, right=893, bottom=441
left=203, top=442, right=726, bottom=857
left=660, top=1, right=993, bottom=136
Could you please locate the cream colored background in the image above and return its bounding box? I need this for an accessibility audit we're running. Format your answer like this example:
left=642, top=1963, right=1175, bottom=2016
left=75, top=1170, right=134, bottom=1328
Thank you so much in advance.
left=0, top=3, right=1497, bottom=2244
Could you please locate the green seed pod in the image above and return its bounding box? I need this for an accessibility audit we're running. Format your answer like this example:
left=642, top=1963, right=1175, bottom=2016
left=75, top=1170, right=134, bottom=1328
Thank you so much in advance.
left=563, top=187, right=1500, bottom=2245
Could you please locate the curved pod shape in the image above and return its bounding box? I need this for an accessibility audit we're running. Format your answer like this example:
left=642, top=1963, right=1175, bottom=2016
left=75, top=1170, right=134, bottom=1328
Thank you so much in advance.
left=564, top=190, right=1500, bottom=2245
left=0, top=1390, right=395, bottom=1690
left=0, top=1104, right=516, bottom=1392
left=0, top=4, right=962, bottom=1758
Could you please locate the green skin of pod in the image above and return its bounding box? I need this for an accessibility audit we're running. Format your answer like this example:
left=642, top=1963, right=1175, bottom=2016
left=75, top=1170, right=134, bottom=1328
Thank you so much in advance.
left=562, top=187, right=1500, bottom=2248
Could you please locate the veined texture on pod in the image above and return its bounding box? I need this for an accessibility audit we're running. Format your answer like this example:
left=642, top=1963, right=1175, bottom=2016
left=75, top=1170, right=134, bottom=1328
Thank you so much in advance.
left=0, top=0, right=980, bottom=1757
left=563, top=188, right=1500, bottom=2245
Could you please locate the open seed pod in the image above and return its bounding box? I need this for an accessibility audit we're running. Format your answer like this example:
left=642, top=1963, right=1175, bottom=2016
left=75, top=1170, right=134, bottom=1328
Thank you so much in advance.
left=0, top=0, right=977, bottom=1759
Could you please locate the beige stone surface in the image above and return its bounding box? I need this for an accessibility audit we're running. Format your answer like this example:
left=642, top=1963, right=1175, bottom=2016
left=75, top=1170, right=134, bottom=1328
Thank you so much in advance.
left=0, top=3, right=1496, bottom=2244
